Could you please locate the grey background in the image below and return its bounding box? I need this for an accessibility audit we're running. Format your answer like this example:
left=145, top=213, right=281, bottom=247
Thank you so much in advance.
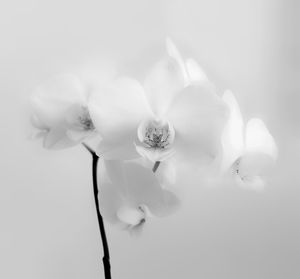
left=0, top=0, right=299, bottom=278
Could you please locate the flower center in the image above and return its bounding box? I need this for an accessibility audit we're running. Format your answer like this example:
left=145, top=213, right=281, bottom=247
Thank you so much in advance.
left=78, top=107, right=95, bottom=131
left=138, top=119, right=175, bottom=149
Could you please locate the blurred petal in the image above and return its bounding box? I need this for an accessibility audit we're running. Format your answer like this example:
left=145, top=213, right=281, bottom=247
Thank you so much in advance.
left=43, top=128, right=77, bottom=149
left=66, top=129, right=94, bottom=142
left=238, top=153, right=276, bottom=178
left=185, top=58, right=209, bottom=85
left=97, top=140, right=140, bottom=160
left=103, top=160, right=126, bottom=194
left=31, top=74, right=86, bottom=126
left=166, top=37, right=189, bottom=85
left=235, top=173, right=265, bottom=192
left=155, top=160, right=177, bottom=186
left=144, top=55, right=185, bottom=118
left=127, top=221, right=146, bottom=237
left=245, top=118, right=278, bottom=160
left=30, top=114, right=49, bottom=130
left=117, top=205, right=145, bottom=226
left=158, top=190, right=180, bottom=217
left=167, top=85, right=228, bottom=163
left=105, top=161, right=179, bottom=217
left=135, top=145, right=176, bottom=163
left=123, top=162, right=179, bottom=217
left=115, top=162, right=162, bottom=203
left=99, top=183, right=123, bottom=224
left=89, top=77, right=151, bottom=145
left=220, top=90, right=245, bottom=173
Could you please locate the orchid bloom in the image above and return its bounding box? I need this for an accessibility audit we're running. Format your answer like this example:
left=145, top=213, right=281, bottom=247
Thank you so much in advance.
left=220, top=90, right=278, bottom=190
left=89, top=39, right=228, bottom=165
left=30, top=74, right=96, bottom=149
left=99, top=160, right=179, bottom=234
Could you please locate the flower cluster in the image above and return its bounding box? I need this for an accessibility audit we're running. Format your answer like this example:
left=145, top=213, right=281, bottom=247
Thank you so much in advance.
left=30, top=39, right=277, bottom=231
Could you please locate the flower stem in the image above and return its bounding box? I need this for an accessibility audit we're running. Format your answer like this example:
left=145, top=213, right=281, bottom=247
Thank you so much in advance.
left=152, top=161, right=160, bottom=173
left=83, top=143, right=111, bottom=279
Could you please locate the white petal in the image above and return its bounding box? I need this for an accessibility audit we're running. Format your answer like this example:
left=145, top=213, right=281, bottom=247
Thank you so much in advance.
left=238, top=152, right=276, bottom=178
left=235, top=174, right=265, bottom=192
left=117, top=205, right=145, bottom=226
left=155, top=160, right=177, bottom=186
left=144, top=55, right=185, bottom=118
left=31, top=74, right=86, bottom=126
left=165, top=37, right=189, bottom=86
left=220, top=90, right=245, bottom=173
left=123, top=162, right=179, bottom=217
left=43, top=128, right=78, bottom=149
left=185, top=58, right=209, bottom=85
left=89, top=77, right=151, bottom=145
left=103, top=160, right=126, bottom=194
left=98, top=183, right=123, bottom=224
left=105, top=161, right=179, bottom=217
left=66, top=129, right=94, bottom=142
left=158, top=190, right=180, bottom=217
left=31, top=130, right=48, bottom=140
left=167, top=85, right=228, bottom=163
left=234, top=152, right=276, bottom=191
left=30, top=113, right=49, bottom=130
left=97, top=140, right=140, bottom=160
left=127, top=221, right=146, bottom=237
left=135, top=145, right=175, bottom=163
left=245, top=118, right=278, bottom=160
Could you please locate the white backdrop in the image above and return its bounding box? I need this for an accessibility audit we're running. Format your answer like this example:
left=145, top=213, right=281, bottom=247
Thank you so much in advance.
left=0, top=0, right=299, bottom=278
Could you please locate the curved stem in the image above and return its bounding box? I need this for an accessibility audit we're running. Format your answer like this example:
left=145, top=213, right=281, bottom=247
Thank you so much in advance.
left=83, top=143, right=111, bottom=279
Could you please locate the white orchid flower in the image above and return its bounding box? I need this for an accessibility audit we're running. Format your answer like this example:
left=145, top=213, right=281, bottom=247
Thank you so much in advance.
left=30, top=74, right=96, bottom=149
left=99, top=160, right=179, bottom=234
left=89, top=39, right=228, bottom=165
left=221, top=90, right=278, bottom=190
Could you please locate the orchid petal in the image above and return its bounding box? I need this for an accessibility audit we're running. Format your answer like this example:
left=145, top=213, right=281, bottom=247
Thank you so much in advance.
left=220, top=90, right=245, bottom=173
left=89, top=77, right=151, bottom=146
left=135, top=145, right=176, bottom=163
left=104, top=161, right=179, bottom=217
left=127, top=221, right=146, bottom=237
left=185, top=58, right=209, bottom=85
left=98, top=183, right=123, bottom=224
left=167, top=85, right=228, bottom=163
left=31, top=74, right=86, bottom=126
left=157, top=190, right=180, bottom=217
left=245, top=118, right=278, bottom=160
left=122, top=162, right=179, bottom=217
left=103, top=160, right=126, bottom=194
left=144, top=55, right=185, bottom=118
left=235, top=174, right=265, bottom=192
left=166, top=37, right=189, bottom=85
left=30, top=114, right=49, bottom=130
left=97, top=140, right=140, bottom=160
left=155, top=160, right=177, bottom=186
left=116, top=205, right=145, bottom=226
left=43, top=128, right=77, bottom=149
left=66, top=129, right=94, bottom=142
left=238, top=153, right=276, bottom=178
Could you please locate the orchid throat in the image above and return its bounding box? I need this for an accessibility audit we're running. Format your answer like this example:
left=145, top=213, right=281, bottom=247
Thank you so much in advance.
left=138, top=119, right=175, bottom=150
left=78, top=106, right=95, bottom=131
